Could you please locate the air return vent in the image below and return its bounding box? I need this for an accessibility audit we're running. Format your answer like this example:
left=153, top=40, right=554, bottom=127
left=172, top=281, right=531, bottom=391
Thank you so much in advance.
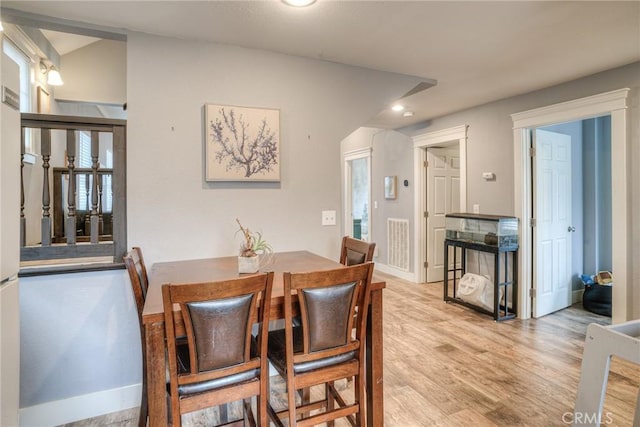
left=387, top=218, right=409, bottom=271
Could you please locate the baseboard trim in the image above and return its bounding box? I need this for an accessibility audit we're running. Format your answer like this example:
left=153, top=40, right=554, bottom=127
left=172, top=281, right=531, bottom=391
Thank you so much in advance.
left=374, top=263, right=416, bottom=282
left=19, top=383, right=141, bottom=427
left=573, top=288, right=585, bottom=305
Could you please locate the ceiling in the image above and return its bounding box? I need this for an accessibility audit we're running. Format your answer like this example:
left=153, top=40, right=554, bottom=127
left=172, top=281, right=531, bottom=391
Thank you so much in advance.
left=3, top=1, right=639, bottom=129
left=40, top=29, right=100, bottom=55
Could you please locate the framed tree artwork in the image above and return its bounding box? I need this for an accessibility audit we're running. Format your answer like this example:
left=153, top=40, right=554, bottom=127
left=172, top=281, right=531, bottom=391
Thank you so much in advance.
left=205, top=104, right=280, bottom=182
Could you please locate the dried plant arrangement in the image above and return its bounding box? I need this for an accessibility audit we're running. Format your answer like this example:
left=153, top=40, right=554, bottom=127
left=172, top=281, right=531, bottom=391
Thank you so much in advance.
left=236, top=218, right=272, bottom=258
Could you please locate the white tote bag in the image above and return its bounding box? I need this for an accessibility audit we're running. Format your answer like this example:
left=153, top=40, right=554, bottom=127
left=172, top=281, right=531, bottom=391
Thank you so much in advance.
left=456, top=273, right=498, bottom=311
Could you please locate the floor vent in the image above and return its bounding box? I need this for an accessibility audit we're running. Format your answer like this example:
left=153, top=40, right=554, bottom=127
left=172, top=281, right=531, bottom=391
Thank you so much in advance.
left=387, top=218, right=409, bottom=271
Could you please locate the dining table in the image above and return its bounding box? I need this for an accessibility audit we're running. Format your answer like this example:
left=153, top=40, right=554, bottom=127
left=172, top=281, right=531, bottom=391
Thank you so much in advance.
left=142, top=250, right=385, bottom=426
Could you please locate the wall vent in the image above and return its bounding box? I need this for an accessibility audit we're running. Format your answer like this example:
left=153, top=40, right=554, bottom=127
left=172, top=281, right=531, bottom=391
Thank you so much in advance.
left=387, top=218, right=410, bottom=271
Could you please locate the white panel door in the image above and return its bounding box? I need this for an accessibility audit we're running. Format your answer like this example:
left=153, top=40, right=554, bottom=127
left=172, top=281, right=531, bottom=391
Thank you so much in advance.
left=533, top=129, right=573, bottom=317
left=427, top=148, right=460, bottom=282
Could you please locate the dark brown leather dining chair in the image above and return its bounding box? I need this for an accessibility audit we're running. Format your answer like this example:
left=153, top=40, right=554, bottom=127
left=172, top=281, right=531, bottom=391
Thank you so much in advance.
left=340, top=236, right=376, bottom=266
left=267, top=262, right=374, bottom=427
left=162, top=272, right=274, bottom=427
left=123, top=247, right=150, bottom=427
left=124, top=247, right=149, bottom=322
left=292, top=237, right=375, bottom=329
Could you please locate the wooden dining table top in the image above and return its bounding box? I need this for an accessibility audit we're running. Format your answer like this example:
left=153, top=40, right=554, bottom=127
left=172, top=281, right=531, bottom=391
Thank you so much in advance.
left=142, top=250, right=385, bottom=324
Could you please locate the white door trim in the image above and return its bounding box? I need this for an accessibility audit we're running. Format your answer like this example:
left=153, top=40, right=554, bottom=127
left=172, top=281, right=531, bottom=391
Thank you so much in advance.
left=511, top=88, right=629, bottom=322
left=412, top=125, right=468, bottom=283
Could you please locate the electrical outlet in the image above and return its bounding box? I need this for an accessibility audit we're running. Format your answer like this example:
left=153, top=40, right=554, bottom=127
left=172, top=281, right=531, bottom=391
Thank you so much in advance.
left=473, top=204, right=480, bottom=214
left=322, top=210, right=336, bottom=226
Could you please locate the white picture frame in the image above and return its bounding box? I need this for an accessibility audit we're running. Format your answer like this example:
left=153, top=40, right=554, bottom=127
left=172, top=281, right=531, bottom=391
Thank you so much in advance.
left=384, top=176, right=397, bottom=200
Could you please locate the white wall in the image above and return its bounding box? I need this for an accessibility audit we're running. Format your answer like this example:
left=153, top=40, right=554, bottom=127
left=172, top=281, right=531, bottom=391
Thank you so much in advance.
left=56, top=39, right=126, bottom=105
left=371, top=130, right=415, bottom=273
left=582, top=116, right=613, bottom=273
left=19, top=269, right=140, bottom=425
left=341, top=128, right=416, bottom=276
left=341, top=127, right=380, bottom=154
left=126, top=32, right=423, bottom=267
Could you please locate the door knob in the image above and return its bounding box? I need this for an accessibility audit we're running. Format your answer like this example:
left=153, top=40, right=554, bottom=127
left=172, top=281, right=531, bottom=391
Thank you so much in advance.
left=568, top=226, right=576, bottom=232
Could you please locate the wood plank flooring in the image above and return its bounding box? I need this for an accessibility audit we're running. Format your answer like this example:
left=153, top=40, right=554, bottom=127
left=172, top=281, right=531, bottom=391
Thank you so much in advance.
left=63, top=273, right=639, bottom=426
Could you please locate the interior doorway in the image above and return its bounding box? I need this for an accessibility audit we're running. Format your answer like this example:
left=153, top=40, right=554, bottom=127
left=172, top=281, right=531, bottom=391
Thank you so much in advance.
left=512, top=88, right=629, bottom=322
left=412, top=125, right=468, bottom=284
left=531, top=118, right=612, bottom=318
left=426, top=147, right=460, bottom=282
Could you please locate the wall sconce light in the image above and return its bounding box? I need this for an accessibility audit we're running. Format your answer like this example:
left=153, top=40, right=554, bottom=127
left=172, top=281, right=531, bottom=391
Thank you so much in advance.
left=39, top=61, right=64, bottom=86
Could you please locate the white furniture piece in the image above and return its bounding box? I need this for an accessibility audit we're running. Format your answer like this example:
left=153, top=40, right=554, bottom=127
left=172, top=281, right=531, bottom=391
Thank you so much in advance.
left=573, top=320, right=640, bottom=427
left=1, top=52, right=22, bottom=427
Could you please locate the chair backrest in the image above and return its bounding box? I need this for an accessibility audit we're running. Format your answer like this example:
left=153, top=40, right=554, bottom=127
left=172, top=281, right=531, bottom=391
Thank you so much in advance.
left=340, top=236, right=376, bottom=266
left=284, top=263, right=374, bottom=370
left=123, top=247, right=149, bottom=320
left=123, top=247, right=151, bottom=427
left=162, top=272, right=274, bottom=387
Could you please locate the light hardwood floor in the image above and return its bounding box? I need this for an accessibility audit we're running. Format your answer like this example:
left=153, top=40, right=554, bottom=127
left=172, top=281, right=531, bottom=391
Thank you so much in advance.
left=63, top=273, right=639, bottom=426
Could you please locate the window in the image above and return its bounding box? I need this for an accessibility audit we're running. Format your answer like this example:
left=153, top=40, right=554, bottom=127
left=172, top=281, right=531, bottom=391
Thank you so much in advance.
left=2, top=38, right=31, bottom=113
left=103, top=149, right=113, bottom=212
left=76, top=132, right=114, bottom=213
left=2, top=38, right=33, bottom=153
left=77, top=132, right=92, bottom=211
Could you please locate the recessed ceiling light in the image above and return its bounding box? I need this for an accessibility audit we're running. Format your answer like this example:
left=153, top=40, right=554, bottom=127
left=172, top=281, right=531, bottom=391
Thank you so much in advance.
left=403, top=111, right=414, bottom=117
left=391, top=104, right=404, bottom=112
left=282, top=0, right=316, bottom=7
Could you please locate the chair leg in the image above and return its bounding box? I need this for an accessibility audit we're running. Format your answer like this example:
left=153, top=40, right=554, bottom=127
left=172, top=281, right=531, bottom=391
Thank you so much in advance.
left=171, top=401, right=181, bottom=427
left=287, top=378, right=298, bottom=427
left=355, top=374, right=364, bottom=427
left=267, top=403, right=285, bottom=427
left=296, top=387, right=311, bottom=418
left=243, top=399, right=257, bottom=427
left=138, top=376, right=148, bottom=427
left=266, top=374, right=285, bottom=427
left=326, top=382, right=335, bottom=427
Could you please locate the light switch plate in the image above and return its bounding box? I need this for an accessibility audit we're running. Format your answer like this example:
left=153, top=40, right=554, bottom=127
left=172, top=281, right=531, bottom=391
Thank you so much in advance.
left=482, top=172, right=496, bottom=180
left=322, top=210, right=336, bottom=226
left=473, top=204, right=480, bottom=214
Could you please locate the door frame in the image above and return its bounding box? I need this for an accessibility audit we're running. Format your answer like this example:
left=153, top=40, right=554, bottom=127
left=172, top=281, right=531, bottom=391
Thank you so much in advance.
left=425, top=147, right=461, bottom=283
left=343, top=147, right=372, bottom=241
left=413, top=125, right=468, bottom=283
left=511, top=88, right=629, bottom=322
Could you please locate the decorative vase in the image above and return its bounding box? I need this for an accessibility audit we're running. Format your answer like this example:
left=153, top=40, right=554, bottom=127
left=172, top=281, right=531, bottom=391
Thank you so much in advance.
left=238, top=254, right=259, bottom=274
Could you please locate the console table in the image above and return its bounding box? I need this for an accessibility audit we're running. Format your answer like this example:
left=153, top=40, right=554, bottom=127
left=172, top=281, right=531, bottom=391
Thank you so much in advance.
left=443, top=238, right=518, bottom=321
